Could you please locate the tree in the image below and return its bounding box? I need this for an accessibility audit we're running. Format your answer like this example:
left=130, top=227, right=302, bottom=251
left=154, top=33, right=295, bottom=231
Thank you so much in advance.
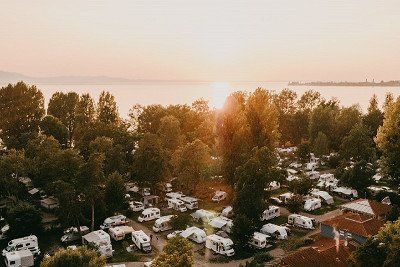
left=313, top=131, right=329, bottom=156
left=350, top=218, right=400, bottom=266
left=40, top=115, right=69, bottom=147
left=104, top=172, right=126, bottom=215
left=97, top=91, right=119, bottom=124
left=157, top=115, right=183, bottom=151
left=309, top=101, right=339, bottom=150
left=289, top=177, right=312, bottom=196
left=376, top=96, right=400, bottom=185
left=47, top=92, right=79, bottom=144
left=274, top=89, right=297, bottom=145
left=75, top=93, right=96, bottom=126
left=132, top=133, right=167, bottom=188
left=171, top=139, right=211, bottom=192
left=363, top=95, right=384, bottom=137
left=286, top=195, right=303, bottom=213
left=0, top=82, right=45, bottom=149
left=7, top=201, right=42, bottom=237
left=41, top=246, right=106, bottom=267
left=153, top=236, right=194, bottom=267
left=333, top=105, right=362, bottom=150
left=340, top=124, right=376, bottom=162
left=297, top=140, right=311, bottom=163
left=170, top=213, right=191, bottom=230
left=337, top=160, right=374, bottom=194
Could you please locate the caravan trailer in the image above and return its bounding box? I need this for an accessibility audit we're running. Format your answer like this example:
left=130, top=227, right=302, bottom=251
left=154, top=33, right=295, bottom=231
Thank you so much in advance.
left=138, top=208, right=161, bottom=222
left=208, top=216, right=233, bottom=233
left=180, top=226, right=206, bottom=243
left=205, top=234, right=235, bottom=256
left=287, top=214, right=316, bottom=229
left=212, top=191, right=227, bottom=202
left=221, top=206, right=233, bottom=218
left=4, top=250, right=34, bottom=267
left=152, top=215, right=175, bottom=232
left=132, top=230, right=152, bottom=253
left=100, top=215, right=129, bottom=230
left=82, top=230, right=113, bottom=258
left=129, top=201, right=144, bottom=212
left=261, top=206, right=280, bottom=221
left=61, top=226, right=90, bottom=243
left=109, top=226, right=134, bottom=241
left=304, top=198, right=322, bottom=211
left=180, top=196, right=198, bottom=210
left=167, top=198, right=187, bottom=212
left=250, top=232, right=270, bottom=249
left=2, top=235, right=40, bottom=257
left=260, top=224, right=288, bottom=240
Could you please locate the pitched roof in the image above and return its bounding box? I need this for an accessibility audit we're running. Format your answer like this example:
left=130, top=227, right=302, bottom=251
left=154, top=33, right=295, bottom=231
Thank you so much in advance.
left=280, top=244, right=352, bottom=267
left=322, top=212, right=384, bottom=237
left=340, top=199, right=391, bottom=217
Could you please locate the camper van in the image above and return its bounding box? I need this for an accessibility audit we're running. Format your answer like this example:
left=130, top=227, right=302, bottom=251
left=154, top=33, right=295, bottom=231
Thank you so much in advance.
left=138, top=208, right=161, bottom=222
left=180, top=196, right=198, bottom=210
left=82, top=230, right=113, bottom=258
left=306, top=171, right=320, bottom=180
left=221, top=206, right=233, bottom=218
left=152, top=215, right=175, bottom=232
left=250, top=232, right=270, bottom=249
left=205, top=234, right=235, bottom=256
left=100, top=215, right=129, bottom=230
left=191, top=209, right=216, bottom=222
left=129, top=201, right=144, bottom=212
left=167, top=198, right=187, bottom=212
left=2, top=235, right=40, bottom=257
left=131, top=230, right=152, bottom=253
left=4, top=250, right=34, bottom=267
left=61, top=226, right=90, bottom=243
left=208, top=216, right=233, bottom=233
left=0, top=224, right=9, bottom=240
left=304, top=198, right=322, bottom=211
left=165, top=192, right=185, bottom=200
left=311, top=190, right=334, bottom=205
left=212, top=191, right=227, bottom=202
left=180, top=226, right=206, bottom=243
left=261, top=223, right=288, bottom=240
left=288, top=214, right=316, bottom=229
left=261, top=206, right=280, bottom=221
left=109, top=226, right=134, bottom=241
left=278, top=192, right=294, bottom=204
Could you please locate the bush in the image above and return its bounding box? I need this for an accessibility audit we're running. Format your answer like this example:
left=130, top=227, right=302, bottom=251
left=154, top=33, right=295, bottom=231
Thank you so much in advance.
left=7, top=201, right=42, bottom=237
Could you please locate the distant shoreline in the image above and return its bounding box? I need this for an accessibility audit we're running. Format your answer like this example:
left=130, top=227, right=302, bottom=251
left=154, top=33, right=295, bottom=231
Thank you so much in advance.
left=288, top=81, right=400, bottom=87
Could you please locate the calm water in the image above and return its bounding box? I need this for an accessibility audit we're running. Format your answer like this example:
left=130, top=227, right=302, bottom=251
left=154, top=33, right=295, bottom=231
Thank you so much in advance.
left=4, top=81, right=399, bottom=118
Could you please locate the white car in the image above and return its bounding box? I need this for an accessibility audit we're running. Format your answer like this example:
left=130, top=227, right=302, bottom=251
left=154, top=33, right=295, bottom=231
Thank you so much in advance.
left=129, top=201, right=144, bottom=212
left=167, top=230, right=183, bottom=239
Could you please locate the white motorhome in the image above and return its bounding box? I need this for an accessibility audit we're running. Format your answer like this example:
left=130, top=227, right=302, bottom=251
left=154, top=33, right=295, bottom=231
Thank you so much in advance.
left=332, top=187, right=358, bottom=198
left=82, top=230, right=113, bottom=258
left=61, top=226, right=90, bottom=243
left=167, top=198, right=187, bottom=212
left=4, top=250, right=34, bottom=267
left=152, top=215, right=175, bottom=233
left=164, top=183, right=173, bottom=192
left=250, top=232, right=270, bottom=249
left=2, top=235, right=40, bottom=257
left=278, top=192, right=294, bottom=204
left=100, top=215, right=129, bottom=230
left=221, top=206, right=233, bottom=218
left=138, top=208, right=161, bottom=222
left=180, top=226, right=206, bottom=243
left=0, top=224, right=9, bottom=240
left=261, top=223, right=288, bottom=239
left=306, top=171, right=320, bottom=180
left=261, top=206, right=280, bottom=221
left=131, top=230, right=152, bottom=253
left=109, top=226, right=134, bottom=241
left=212, top=191, right=227, bottom=202
left=287, top=214, right=316, bottom=229
left=265, top=181, right=280, bottom=191
left=165, top=192, right=185, bottom=200
left=180, top=196, right=198, bottom=210
left=191, top=209, right=216, bottom=222
left=208, top=216, right=233, bottom=233
left=205, top=234, right=235, bottom=257
left=304, top=198, right=322, bottom=211
left=129, top=201, right=144, bottom=212
left=311, top=190, right=334, bottom=205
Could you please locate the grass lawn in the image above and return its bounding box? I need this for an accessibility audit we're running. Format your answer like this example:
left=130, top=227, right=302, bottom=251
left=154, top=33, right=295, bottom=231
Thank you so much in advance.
left=269, top=215, right=288, bottom=226
left=108, top=240, right=140, bottom=263
left=306, top=196, right=348, bottom=216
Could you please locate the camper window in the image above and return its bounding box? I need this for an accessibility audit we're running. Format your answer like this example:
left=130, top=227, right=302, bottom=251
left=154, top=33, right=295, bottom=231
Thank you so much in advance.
left=10, top=261, right=15, bottom=265
left=16, top=244, right=23, bottom=249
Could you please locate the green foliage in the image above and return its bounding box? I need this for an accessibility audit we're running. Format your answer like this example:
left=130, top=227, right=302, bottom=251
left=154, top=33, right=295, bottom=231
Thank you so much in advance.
left=40, top=115, right=70, bottom=147
left=363, top=94, right=384, bottom=137
left=309, top=101, right=339, bottom=149
left=0, top=82, right=45, bottom=149
left=171, top=213, right=191, bottom=230
left=332, top=105, right=362, bottom=149
left=7, top=201, right=42, bottom=237
left=0, top=149, right=27, bottom=197
left=286, top=195, right=303, bottom=213
left=289, top=177, right=312, bottom=196
left=337, top=160, right=374, bottom=194
left=104, top=172, right=126, bottom=215
left=313, top=131, right=329, bottom=156
left=340, top=124, right=376, bottom=162
left=158, top=115, right=183, bottom=151
left=297, top=140, right=311, bottom=163
left=97, top=91, right=119, bottom=125
left=40, top=246, right=106, bottom=267
left=153, top=236, right=194, bottom=267
left=376, top=96, right=400, bottom=185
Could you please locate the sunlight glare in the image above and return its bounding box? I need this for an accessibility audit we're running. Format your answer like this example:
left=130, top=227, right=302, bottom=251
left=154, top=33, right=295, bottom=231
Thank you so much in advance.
left=210, top=82, right=232, bottom=109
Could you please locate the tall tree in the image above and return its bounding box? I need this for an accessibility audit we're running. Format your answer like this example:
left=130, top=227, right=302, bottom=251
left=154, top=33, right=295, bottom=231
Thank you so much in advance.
left=157, top=115, right=183, bottom=151
left=337, top=160, right=374, bottom=194
left=153, top=237, right=194, bottom=267
left=376, top=97, right=400, bottom=185
left=40, top=115, right=69, bottom=147
left=104, top=172, right=126, bottom=215
left=363, top=94, right=384, bottom=137
left=333, top=105, right=362, bottom=150
left=47, top=92, right=79, bottom=145
left=0, top=82, right=44, bottom=149
left=7, top=201, right=42, bottom=237
left=41, top=246, right=106, bottom=267
left=340, top=124, right=376, bottom=162
left=97, top=91, right=119, bottom=124
left=313, top=131, right=329, bottom=156
left=274, top=89, right=298, bottom=145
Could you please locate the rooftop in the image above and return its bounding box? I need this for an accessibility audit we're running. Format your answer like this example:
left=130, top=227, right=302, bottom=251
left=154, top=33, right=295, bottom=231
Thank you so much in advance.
left=340, top=199, right=391, bottom=217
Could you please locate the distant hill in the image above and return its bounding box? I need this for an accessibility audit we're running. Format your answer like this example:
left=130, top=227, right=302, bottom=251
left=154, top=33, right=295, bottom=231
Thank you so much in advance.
left=289, top=80, right=400, bottom=87
left=0, top=70, right=194, bottom=85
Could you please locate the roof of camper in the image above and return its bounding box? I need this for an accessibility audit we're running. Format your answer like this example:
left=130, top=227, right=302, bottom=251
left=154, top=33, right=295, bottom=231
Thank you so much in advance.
left=132, top=230, right=150, bottom=242
left=207, top=234, right=233, bottom=245
left=253, top=232, right=269, bottom=241
left=181, top=226, right=206, bottom=238
left=83, top=230, right=110, bottom=244
left=155, top=215, right=174, bottom=224
left=191, top=209, right=216, bottom=220
left=340, top=199, right=391, bottom=217
left=261, top=223, right=287, bottom=236
left=209, top=216, right=232, bottom=229
left=5, top=249, right=33, bottom=261
left=311, top=190, right=333, bottom=200
left=142, top=207, right=160, bottom=214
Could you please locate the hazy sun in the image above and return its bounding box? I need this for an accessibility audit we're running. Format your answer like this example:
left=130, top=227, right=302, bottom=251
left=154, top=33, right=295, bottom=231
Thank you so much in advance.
left=210, top=82, right=231, bottom=109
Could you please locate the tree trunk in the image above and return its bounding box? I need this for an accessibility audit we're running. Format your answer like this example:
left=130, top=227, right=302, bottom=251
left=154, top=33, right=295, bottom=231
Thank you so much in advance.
left=91, top=202, right=95, bottom=232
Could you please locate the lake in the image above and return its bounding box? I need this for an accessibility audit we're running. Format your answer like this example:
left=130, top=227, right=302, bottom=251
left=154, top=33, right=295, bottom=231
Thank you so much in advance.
left=3, top=81, right=399, bottom=118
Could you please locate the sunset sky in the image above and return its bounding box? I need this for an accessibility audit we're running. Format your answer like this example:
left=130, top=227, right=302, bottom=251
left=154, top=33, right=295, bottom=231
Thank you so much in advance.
left=0, top=0, right=399, bottom=82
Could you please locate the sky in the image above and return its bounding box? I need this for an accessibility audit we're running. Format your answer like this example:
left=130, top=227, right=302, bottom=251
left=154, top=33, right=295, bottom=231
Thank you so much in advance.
left=0, top=0, right=399, bottom=82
